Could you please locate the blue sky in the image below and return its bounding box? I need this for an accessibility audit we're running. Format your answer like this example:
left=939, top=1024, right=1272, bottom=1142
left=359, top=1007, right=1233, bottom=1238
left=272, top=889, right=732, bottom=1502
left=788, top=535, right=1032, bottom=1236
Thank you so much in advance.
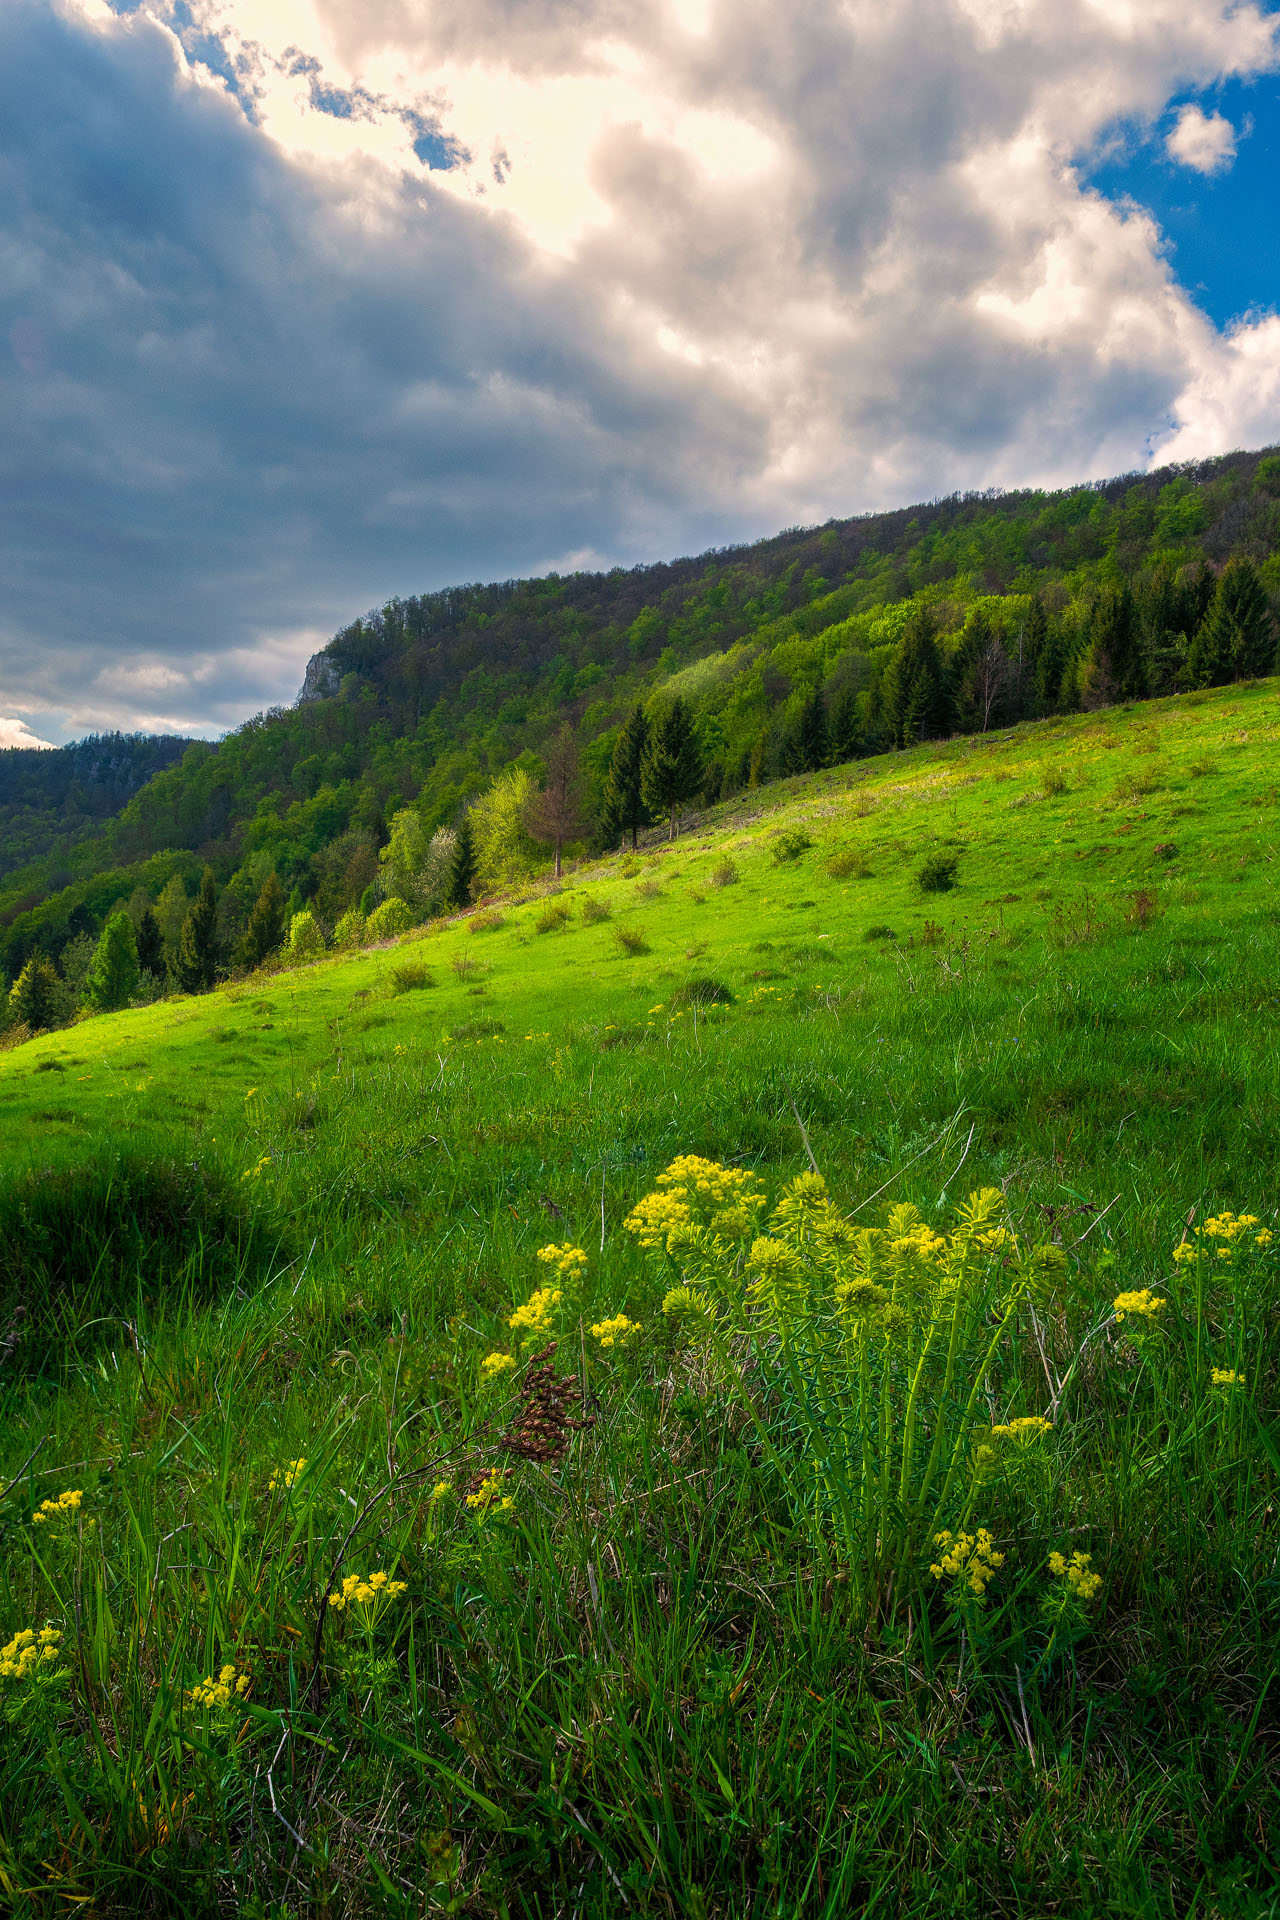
left=5, top=0, right=1280, bottom=747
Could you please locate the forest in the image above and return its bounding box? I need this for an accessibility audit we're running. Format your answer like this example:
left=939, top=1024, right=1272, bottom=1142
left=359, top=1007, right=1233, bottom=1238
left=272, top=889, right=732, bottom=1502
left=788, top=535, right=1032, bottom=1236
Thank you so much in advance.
left=3, top=444, right=1279, bottom=1015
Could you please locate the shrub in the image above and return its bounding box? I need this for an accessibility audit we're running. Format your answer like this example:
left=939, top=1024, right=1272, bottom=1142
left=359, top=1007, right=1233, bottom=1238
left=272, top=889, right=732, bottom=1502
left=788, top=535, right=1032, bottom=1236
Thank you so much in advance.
left=451, top=949, right=479, bottom=980
left=467, top=909, right=506, bottom=933
left=614, top=925, right=650, bottom=956
left=618, top=856, right=641, bottom=878
left=535, top=900, right=573, bottom=934
left=826, top=846, right=869, bottom=879
left=285, top=910, right=326, bottom=962
left=772, top=827, right=814, bottom=864
left=7, top=957, right=69, bottom=1033
left=333, top=907, right=367, bottom=951
left=671, top=977, right=735, bottom=1008
left=1188, top=756, right=1219, bottom=778
left=709, top=857, right=739, bottom=887
left=367, top=897, right=414, bottom=941
left=1041, top=767, right=1068, bottom=797
left=917, top=852, right=960, bottom=893
left=864, top=924, right=896, bottom=942
left=389, top=963, right=435, bottom=994
left=635, top=878, right=664, bottom=900
left=580, top=896, right=612, bottom=924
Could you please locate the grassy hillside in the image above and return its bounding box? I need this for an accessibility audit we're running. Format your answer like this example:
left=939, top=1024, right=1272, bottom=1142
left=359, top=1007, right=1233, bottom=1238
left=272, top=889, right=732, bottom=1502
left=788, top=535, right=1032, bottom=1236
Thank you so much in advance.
left=5, top=445, right=1280, bottom=985
left=1, top=686, right=1278, bottom=1915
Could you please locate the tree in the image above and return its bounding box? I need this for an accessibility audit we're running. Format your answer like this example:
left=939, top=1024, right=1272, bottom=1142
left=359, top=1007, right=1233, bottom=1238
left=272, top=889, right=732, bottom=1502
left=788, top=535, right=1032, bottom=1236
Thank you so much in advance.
left=1083, top=584, right=1146, bottom=705
left=367, top=897, right=414, bottom=940
left=379, top=811, right=456, bottom=914
left=284, top=910, right=325, bottom=962
left=1186, top=559, right=1276, bottom=687
left=173, top=867, right=220, bottom=993
left=599, top=706, right=652, bottom=851
left=829, top=686, right=862, bottom=762
left=154, top=875, right=189, bottom=972
left=471, top=767, right=538, bottom=895
left=795, top=689, right=829, bottom=772
left=84, top=911, right=139, bottom=1012
left=7, top=956, right=66, bottom=1033
left=236, top=872, right=287, bottom=971
left=135, top=906, right=165, bottom=980
left=882, top=608, right=948, bottom=748
left=524, top=725, right=587, bottom=878
left=641, top=696, right=703, bottom=840
left=443, top=817, right=476, bottom=910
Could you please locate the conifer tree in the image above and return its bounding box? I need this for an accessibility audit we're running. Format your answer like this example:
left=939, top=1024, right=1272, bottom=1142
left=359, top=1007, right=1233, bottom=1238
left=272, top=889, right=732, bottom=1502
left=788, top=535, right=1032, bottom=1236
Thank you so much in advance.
left=796, top=689, right=829, bottom=771
left=641, top=696, right=703, bottom=840
left=1186, top=559, right=1276, bottom=687
left=524, top=724, right=586, bottom=878
left=829, top=686, right=861, bottom=763
left=1084, top=584, right=1146, bottom=704
left=174, top=867, right=220, bottom=993
left=444, top=816, right=476, bottom=909
left=882, top=608, right=948, bottom=747
left=600, top=706, right=652, bottom=850
left=84, top=911, right=139, bottom=1012
left=6, top=955, right=65, bottom=1033
left=134, top=905, right=165, bottom=980
left=237, top=872, right=287, bottom=970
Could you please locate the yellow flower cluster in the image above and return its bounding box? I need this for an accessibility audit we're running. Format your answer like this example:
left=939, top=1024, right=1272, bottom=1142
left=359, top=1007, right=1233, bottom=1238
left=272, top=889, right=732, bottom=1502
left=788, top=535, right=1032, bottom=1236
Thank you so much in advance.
left=626, top=1155, right=767, bottom=1251
left=509, top=1286, right=563, bottom=1338
left=1, top=1626, right=62, bottom=1681
left=1048, top=1550, right=1102, bottom=1602
left=481, top=1351, right=517, bottom=1379
left=466, top=1469, right=514, bottom=1515
left=1211, top=1368, right=1247, bottom=1390
left=32, top=1489, right=82, bottom=1526
left=188, top=1663, right=251, bottom=1708
left=1113, top=1288, right=1166, bottom=1322
left=989, top=1415, right=1052, bottom=1443
left=930, top=1528, right=1005, bottom=1597
left=430, top=1480, right=452, bottom=1501
left=1173, top=1214, right=1273, bottom=1262
left=268, top=1459, right=306, bottom=1493
left=625, top=1189, right=696, bottom=1253
left=661, top=1285, right=715, bottom=1328
left=589, top=1313, right=640, bottom=1349
left=536, top=1243, right=588, bottom=1280
left=328, top=1570, right=408, bottom=1612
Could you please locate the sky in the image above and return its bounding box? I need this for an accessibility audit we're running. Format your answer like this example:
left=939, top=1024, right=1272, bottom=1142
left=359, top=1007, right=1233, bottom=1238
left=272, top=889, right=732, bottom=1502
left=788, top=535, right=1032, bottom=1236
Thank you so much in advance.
left=5, top=0, right=1280, bottom=748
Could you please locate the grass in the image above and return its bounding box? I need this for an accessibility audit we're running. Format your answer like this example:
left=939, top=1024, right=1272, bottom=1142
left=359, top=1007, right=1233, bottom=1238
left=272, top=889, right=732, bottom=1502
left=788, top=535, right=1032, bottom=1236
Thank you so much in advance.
left=1, top=685, right=1279, bottom=1915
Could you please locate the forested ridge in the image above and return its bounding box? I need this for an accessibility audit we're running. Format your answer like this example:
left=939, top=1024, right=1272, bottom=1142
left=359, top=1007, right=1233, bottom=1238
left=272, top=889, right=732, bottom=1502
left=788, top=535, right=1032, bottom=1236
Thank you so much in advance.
left=4, top=443, right=1280, bottom=996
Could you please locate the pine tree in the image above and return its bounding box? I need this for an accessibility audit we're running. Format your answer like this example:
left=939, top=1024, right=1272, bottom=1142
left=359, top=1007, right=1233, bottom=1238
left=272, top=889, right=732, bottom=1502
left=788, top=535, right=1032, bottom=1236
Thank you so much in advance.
left=1033, top=621, right=1068, bottom=714
left=796, top=689, right=829, bottom=772
left=444, top=816, right=476, bottom=909
left=1186, top=559, right=1276, bottom=687
left=135, top=905, right=165, bottom=979
left=829, top=686, right=861, bottom=763
left=882, top=609, right=948, bottom=748
left=84, top=911, right=140, bottom=1012
left=524, top=724, right=586, bottom=878
left=1084, top=584, right=1146, bottom=704
left=237, top=872, right=287, bottom=970
left=600, top=706, right=652, bottom=850
left=7, top=955, right=66, bottom=1033
left=641, top=696, right=703, bottom=840
left=174, top=867, right=220, bottom=993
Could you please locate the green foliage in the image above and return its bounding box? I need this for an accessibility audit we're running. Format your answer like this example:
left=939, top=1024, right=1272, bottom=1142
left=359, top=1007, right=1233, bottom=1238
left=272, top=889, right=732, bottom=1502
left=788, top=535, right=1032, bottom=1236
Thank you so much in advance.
left=641, top=695, right=703, bottom=838
left=285, top=909, right=326, bottom=962
left=613, top=923, right=649, bottom=955
left=917, top=851, right=960, bottom=893
left=771, top=826, right=814, bottom=864
left=534, top=898, right=572, bottom=934
left=366, top=896, right=413, bottom=941
left=826, top=844, right=869, bottom=878
left=471, top=766, right=538, bottom=896
left=5, top=954, right=66, bottom=1032
left=1186, top=558, right=1277, bottom=687
left=173, top=866, right=220, bottom=992
left=882, top=606, right=949, bottom=746
left=333, top=905, right=368, bottom=950
left=388, top=962, right=434, bottom=994
left=83, top=910, right=140, bottom=1012
left=443, top=814, right=476, bottom=910
left=237, top=871, right=287, bottom=971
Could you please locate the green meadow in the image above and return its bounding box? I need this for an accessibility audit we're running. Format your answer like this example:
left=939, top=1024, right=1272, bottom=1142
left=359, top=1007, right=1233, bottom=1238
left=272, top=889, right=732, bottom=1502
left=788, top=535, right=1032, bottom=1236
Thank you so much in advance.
left=2, top=682, right=1279, bottom=1917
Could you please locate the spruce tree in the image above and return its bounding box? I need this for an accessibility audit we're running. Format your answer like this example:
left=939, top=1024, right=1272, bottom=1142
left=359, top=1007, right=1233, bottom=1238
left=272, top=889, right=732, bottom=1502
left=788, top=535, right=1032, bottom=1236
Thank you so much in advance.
left=600, top=706, right=652, bottom=850
left=7, top=956, right=65, bottom=1033
left=641, top=696, right=703, bottom=840
left=1084, top=584, right=1146, bottom=703
left=84, top=911, right=140, bottom=1013
left=135, top=905, right=165, bottom=980
left=829, top=686, right=861, bottom=763
left=882, top=608, right=948, bottom=747
left=1186, top=559, right=1276, bottom=686
left=796, top=689, right=829, bottom=772
left=174, top=867, right=220, bottom=993
left=444, top=816, right=476, bottom=909
left=237, top=872, right=287, bottom=970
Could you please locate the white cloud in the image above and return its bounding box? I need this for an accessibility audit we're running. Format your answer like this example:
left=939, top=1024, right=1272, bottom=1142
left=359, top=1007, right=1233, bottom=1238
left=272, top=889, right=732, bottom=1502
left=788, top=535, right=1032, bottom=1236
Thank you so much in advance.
left=1165, top=101, right=1238, bottom=174
left=4, top=0, right=1280, bottom=736
left=0, top=715, right=54, bottom=749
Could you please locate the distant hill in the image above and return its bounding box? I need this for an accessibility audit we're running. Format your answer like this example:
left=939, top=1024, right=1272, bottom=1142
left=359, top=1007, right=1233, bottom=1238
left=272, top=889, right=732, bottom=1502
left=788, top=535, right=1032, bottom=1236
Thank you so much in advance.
left=2, top=444, right=1279, bottom=983
left=0, top=732, right=193, bottom=882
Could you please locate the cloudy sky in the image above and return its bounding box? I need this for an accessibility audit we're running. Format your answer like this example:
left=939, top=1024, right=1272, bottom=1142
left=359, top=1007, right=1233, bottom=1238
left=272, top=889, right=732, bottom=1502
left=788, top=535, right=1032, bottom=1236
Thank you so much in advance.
left=5, top=0, right=1280, bottom=747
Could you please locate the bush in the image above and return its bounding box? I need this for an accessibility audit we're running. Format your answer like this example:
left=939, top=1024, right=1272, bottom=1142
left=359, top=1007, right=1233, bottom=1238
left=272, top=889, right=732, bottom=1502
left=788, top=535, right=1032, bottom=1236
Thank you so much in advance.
left=772, top=827, right=814, bottom=864
left=468, top=910, right=506, bottom=933
left=333, top=907, right=367, bottom=951
left=917, top=852, right=959, bottom=894
left=6, top=957, right=68, bottom=1034
left=451, top=949, right=479, bottom=980
left=389, top=963, right=435, bottom=994
left=864, top=924, right=896, bottom=942
left=671, top=977, right=735, bottom=1008
left=285, top=910, right=326, bottom=962
left=580, top=895, right=612, bottom=924
left=709, top=857, right=739, bottom=887
left=535, top=900, right=573, bottom=934
left=1041, top=767, right=1067, bottom=797
left=635, top=878, right=664, bottom=900
left=614, top=925, right=650, bottom=956
left=826, top=846, right=869, bottom=879
left=367, top=897, right=414, bottom=941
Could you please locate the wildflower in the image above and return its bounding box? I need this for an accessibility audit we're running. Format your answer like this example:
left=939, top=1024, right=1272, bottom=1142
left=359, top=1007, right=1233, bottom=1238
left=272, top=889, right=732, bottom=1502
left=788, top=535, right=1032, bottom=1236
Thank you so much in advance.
left=989, top=1415, right=1052, bottom=1443
left=1202, top=1212, right=1259, bottom=1241
left=589, top=1313, right=640, bottom=1350
left=268, top=1458, right=307, bottom=1493
left=929, top=1528, right=1004, bottom=1599
left=661, top=1285, right=715, bottom=1331
left=1113, top=1288, right=1166, bottom=1322
left=188, top=1662, right=252, bottom=1708
left=1210, top=1368, right=1246, bottom=1390
left=1171, top=1241, right=1198, bottom=1265
left=481, top=1351, right=517, bottom=1379
left=465, top=1469, right=514, bottom=1517
left=1257, top=1230, right=1274, bottom=1248
left=32, top=1489, right=83, bottom=1526
left=834, top=1277, right=889, bottom=1319
left=536, top=1243, right=587, bottom=1281
left=509, top=1286, right=563, bottom=1339
left=430, top=1480, right=452, bottom=1502
left=327, top=1570, right=408, bottom=1623
left=1, top=1626, right=62, bottom=1681
left=1047, top=1550, right=1102, bottom=1603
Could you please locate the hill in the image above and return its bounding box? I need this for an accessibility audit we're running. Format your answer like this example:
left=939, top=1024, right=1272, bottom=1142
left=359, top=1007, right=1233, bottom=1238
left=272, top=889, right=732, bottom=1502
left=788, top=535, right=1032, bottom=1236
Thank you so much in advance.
left=1, top=685, right=1277, bottom=1914
left=0, top=731, right=192, bottom=882
left=3, top=444, right=1280, bottom=990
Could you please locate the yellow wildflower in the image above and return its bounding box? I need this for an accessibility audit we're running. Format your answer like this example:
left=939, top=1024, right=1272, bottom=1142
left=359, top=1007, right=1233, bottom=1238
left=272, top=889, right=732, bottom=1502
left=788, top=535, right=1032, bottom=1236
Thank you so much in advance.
left=1113, top=1288, right=1166, bottom=1322
left=481, top=1351, right=517, bottom=1379
left=1210, top=1368, right=1246, bottom=1390
left=1256, top=1229, right=1274, bottom=1248
left=465, top=1469, right=514, bottom=1517
left=536, top=1243, right=588, bottom=1281
left=989, top=1415, right=1052, bottom=1443
left=327, top=1570, right=408, bottom=1619
left=1171, top=1241, right=1198, bottom=1264
left=589, top=1313, right=640, bottom=1350
left=1047, top=1550, right=1102, bottom=1603
left=188, top=1661, right=252, bottom=1708
left=430, top=1480, right=452, bottom=1502
left=268, top=1458, right=307, bottom=1493
left=1, top=1625, right=63, bottom=1681
left=1202, top=1212, right=1259, bottom=1240
left=509, top=1286, right=563, bottom=1339
left=32, top=1489, right=83, bottom=1526
left=929, top=1528, right=1004, bottom=1599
